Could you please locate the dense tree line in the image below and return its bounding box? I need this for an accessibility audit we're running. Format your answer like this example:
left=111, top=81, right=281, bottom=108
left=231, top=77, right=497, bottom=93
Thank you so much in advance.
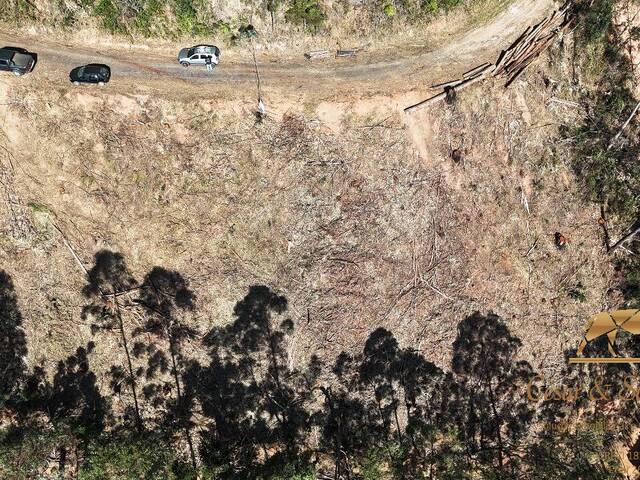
left=0, top=250, right=631, bottom=479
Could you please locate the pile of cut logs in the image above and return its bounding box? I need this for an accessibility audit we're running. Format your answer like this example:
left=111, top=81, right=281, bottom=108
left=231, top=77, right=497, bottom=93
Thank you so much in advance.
left=405, top=2, right=573, bottom=114
left=305, top=49, right=359, bottom=60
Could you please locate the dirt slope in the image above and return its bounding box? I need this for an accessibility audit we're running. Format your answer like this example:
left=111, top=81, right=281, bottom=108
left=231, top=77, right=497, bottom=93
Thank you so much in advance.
left=3, top=0, right=602, bottom=370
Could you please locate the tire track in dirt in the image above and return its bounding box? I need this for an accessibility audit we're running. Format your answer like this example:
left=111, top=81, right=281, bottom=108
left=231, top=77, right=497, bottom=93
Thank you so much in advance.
left=0, top=0, right=554, bottom=97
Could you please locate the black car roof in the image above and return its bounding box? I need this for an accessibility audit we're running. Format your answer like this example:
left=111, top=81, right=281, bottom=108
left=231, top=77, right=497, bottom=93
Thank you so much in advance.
left=84, top=64, right=109, bottom=74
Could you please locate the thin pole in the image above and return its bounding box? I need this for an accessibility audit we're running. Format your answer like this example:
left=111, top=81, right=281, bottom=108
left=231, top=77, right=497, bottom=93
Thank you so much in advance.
left=250, top=39, right=262, bottom=104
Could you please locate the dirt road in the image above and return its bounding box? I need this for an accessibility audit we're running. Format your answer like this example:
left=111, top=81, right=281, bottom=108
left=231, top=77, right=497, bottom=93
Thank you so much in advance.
left=0, top=0, right=554, bottom=99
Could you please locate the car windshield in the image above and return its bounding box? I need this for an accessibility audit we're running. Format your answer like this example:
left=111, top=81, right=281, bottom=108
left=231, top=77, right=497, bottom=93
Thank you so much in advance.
left=0, top=51, right=14, bottom=63
left=77, top=66, right=85, bottom=77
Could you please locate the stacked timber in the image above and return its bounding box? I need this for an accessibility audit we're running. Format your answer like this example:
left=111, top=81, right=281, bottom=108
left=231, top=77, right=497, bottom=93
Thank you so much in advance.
left=336, top=49, right=358, bottom=57
left=496, top=2, right=573, bottom=86
left=305, top=50, right=331, bottom=60
left=405, top=2, right=573, bottom=114
left=306, top=49, right=360, bottom=59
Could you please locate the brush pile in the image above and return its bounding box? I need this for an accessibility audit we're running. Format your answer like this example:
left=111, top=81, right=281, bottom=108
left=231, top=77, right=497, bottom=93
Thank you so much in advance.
left=405, top=2, right=574, bottom=114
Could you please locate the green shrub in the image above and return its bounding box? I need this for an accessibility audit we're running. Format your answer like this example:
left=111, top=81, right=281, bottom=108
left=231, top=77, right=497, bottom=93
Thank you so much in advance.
left=383, top=2, right=396, bottom=17
left=568, top=0, right=640, bottom=316
left=79, top=434, right=173, bottom=480
left=420, top=0, right=461, bottom=15
left=174, top=0, right=213, bottom=35
left=217, top=21, right=232, bottom=35
left=93, top=0, right=124, bottom=33
left=2, top=0, right=482, bottom=37
left=439, top=0, right=462, bottom=10
left=526, top=423, right=622, bottom=480
left=574, top=0, right=613, bottom=44
left=569, top=1, right=640, bottom=222
left=0, top=428, right=60, bottom=480
left=422, top=0, right=438, bottom=13
left=133, top=0, right=164, bottom=35
left=568, top=282, right=587, bottom=303
left=359, top=448, right=385, bottom=480
left=268, top=463, right=316, bottom=480
left=619, top=257, right=640, bottom=307
left=284, top=0, right=325, bottom=31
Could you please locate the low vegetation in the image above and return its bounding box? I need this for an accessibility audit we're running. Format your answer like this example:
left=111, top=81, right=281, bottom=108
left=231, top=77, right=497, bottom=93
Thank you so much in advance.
left=0, top=0, right=481, bottom=37
left=565, top=0, right=640, bottom=306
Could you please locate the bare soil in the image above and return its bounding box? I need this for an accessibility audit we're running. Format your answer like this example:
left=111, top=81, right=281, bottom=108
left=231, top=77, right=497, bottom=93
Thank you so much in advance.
left=0, top=0, right=613, bottom=401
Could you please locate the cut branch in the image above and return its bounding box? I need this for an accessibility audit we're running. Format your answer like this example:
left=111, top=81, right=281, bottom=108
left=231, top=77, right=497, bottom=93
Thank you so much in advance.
left=608, top=100, right=640, bottom=150
left=608, top=223, right=640, bottom=254
left=52, top=222, right=88, bottom=276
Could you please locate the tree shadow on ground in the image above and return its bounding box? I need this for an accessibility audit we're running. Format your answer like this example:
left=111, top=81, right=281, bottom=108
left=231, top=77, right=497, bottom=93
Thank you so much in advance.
left=7, top=261, right=625, bottom=480
left=133, top=266, right=198, bottom=469
left=82, top=251, right=201, bottom=470
left=192, top=285, right=318, bottom=479
left=319, top=327, right=459, bottom=479
left=451, top=311, right=535, bottom=479
left=45, top=343, right=108, bottom=434
left=16, top=342, right=109, bottom=478
left=81, top=250, right=143, bottom=432
left=82, top=250, right=138, bottom=299
left=0, top=270, right=27, bottom=409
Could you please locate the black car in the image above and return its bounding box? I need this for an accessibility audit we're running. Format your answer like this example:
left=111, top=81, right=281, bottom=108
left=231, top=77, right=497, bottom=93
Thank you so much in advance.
left=69, top=64, right=111, bottom=85
left=0, top=46, right=36, bottom=76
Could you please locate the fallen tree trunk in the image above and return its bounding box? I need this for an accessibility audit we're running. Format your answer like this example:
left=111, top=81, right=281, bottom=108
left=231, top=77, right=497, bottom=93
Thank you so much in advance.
left=608, top=223, right=640, bottom=254
left=305, top=50, right=330, bottom=60
left=404, top=1, right=573, bottom=115
left=336, top=49, right=358, bottom=57
left=404, top=91, right=447, bottom=113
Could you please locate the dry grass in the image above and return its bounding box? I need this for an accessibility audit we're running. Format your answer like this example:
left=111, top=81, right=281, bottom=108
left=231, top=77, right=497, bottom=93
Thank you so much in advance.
left=0, top=38, right=616, bottom=401
left=406, top=40, right=618, bottom=378
left=2, top=0, right=520, bottom=67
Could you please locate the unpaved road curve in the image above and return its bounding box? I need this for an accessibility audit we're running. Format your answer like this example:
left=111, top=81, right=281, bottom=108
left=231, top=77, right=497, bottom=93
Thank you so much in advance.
left=0, top=0, right=553, bottom=99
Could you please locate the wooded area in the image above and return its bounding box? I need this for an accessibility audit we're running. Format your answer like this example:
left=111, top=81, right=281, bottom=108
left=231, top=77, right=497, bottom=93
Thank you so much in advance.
left=0, top=253, right=631, bottom=479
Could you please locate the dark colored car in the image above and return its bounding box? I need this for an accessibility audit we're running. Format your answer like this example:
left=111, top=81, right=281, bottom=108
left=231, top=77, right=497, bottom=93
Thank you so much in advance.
left=0, top=46, right=36, bottom=76
left=69, top=64, right=111, bottom=85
